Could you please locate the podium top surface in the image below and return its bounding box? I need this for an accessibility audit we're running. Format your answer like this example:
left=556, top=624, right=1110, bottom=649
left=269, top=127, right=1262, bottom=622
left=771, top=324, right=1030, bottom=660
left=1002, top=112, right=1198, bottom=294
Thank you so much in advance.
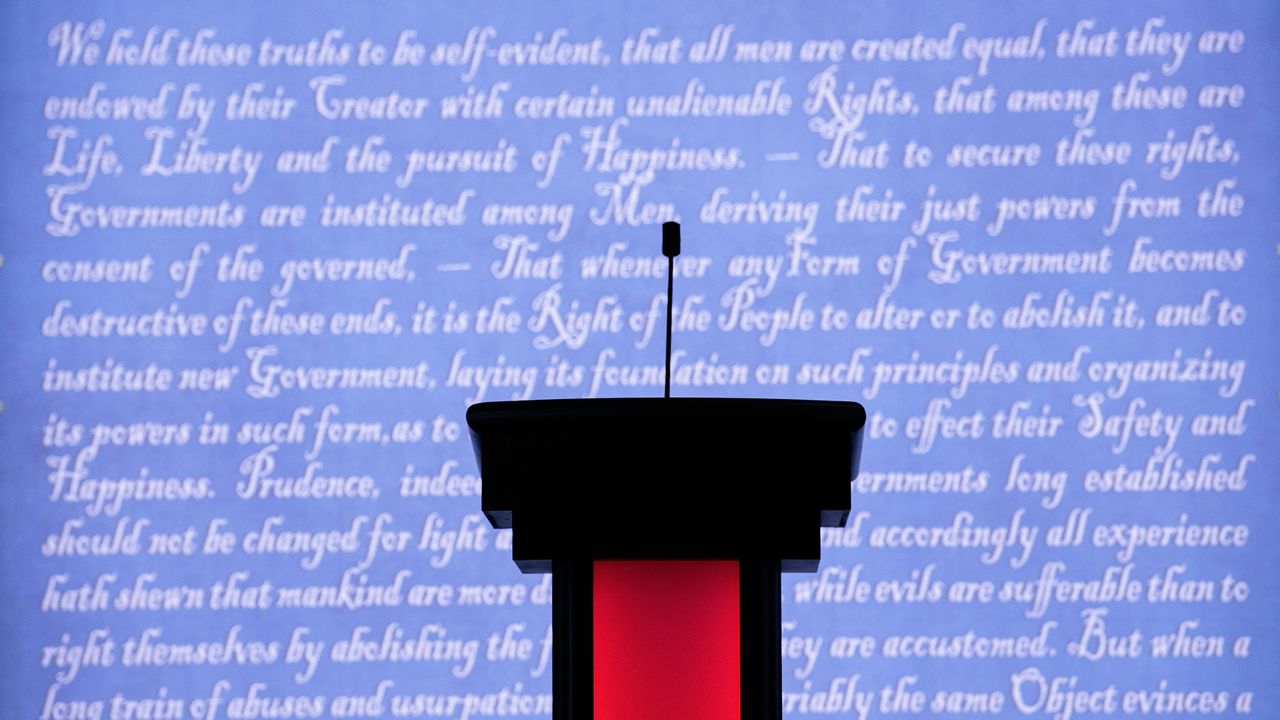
left=466, top=396, right=866, bottom=432
left=465, top=397, right=867, bottom=571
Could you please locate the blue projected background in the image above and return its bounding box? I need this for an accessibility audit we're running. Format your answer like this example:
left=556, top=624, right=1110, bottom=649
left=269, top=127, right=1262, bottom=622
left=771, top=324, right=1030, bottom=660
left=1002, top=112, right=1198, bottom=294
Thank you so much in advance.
left=1, top=1, right=1277, bottom=718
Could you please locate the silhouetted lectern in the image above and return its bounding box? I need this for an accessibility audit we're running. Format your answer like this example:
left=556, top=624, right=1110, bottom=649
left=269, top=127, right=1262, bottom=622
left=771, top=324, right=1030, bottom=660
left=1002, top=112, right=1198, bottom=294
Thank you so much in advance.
left=467, top=222, right=866, bottom=720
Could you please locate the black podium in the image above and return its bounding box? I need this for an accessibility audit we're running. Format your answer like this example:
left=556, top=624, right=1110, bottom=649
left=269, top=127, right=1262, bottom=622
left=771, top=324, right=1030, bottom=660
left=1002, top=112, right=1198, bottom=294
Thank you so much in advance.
left=467, top=396, right=866, bottom=720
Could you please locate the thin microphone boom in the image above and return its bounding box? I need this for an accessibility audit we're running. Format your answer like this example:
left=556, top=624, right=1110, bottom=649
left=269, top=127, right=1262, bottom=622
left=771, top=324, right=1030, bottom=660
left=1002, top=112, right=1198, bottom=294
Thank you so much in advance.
left=662, top=221, right=681, bottom=399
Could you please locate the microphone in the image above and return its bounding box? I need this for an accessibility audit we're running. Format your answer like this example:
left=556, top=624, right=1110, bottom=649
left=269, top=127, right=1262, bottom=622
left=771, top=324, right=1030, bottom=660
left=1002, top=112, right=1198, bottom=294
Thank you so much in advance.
left=662, top=221, right=681, bottom=398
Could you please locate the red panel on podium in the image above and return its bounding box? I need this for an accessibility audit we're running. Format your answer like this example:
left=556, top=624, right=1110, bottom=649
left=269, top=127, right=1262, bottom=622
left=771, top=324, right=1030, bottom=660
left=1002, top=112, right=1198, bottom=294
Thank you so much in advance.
left=593, top=560, right=740, bottom=720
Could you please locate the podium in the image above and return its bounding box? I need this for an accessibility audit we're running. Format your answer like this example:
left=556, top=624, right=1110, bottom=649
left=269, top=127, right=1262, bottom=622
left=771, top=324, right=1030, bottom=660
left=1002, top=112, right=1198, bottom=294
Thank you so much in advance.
left=467, top=396, right=866, bottom=720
